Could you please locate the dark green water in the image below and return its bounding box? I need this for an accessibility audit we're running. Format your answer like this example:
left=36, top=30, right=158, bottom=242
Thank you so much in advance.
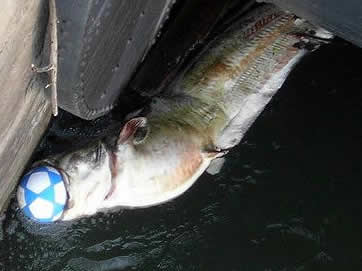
left=1, top=40, right=362, bottom=271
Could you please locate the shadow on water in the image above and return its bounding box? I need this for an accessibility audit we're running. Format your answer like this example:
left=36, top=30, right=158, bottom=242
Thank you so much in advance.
left=0, top=39, right=362, bottom=270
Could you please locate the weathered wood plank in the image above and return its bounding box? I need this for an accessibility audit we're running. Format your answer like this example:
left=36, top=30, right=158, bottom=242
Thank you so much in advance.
left=0, top=0, right=52, bottom=213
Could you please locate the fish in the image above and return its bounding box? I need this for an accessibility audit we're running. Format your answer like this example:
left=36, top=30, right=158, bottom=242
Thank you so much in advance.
left=36, top=4, right=333, bottom=220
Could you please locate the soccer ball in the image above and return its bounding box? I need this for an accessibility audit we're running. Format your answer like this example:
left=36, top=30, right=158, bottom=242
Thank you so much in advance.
left=17, top=166, right=68, bottom=223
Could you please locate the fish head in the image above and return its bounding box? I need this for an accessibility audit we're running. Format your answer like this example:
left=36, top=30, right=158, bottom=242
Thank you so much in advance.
left=34, top=117, right=149, bottom=220
left=36, top=140, right=113, bottom=221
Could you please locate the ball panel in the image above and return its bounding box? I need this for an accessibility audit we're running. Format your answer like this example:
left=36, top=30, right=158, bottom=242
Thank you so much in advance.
left=54, top=182, right=67, bottom=205
left=24, top=188, right=40, bottom=206
left=23, top=170, right=34, bottom=178
left=53, top=203, right=64, bottom=218
left=32, top=167, right=50, bottom=174
left=48, top=171, right=62, bottom=184
left=26, top=172, right=51, bottom=193
left=38, top=186, right=55, bottom=204
left=29, top=198, right=54, bottom=219
left=45, top=166, right=60, bottom=175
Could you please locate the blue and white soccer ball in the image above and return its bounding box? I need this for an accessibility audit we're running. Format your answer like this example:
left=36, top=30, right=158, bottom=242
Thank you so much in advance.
left=17, top=166, right=68, bottom=223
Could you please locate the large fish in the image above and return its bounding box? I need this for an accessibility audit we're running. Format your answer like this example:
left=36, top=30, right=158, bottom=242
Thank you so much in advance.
left=37, top=4, right=332, bottom=220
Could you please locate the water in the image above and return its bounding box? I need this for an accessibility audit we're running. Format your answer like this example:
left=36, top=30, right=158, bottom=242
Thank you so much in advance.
left=1, top=40, right=362, bottom=271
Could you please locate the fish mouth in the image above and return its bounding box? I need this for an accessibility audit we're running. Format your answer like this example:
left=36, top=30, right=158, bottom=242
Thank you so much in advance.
left=32, top=142, right=115, bottom=218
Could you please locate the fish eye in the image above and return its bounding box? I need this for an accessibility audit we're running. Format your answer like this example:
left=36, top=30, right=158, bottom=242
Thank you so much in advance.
left=133, top=126, right=149, bottom=144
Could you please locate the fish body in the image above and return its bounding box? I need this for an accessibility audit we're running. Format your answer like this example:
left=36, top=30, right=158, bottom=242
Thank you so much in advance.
left=39, top=4, right=332, bottom=220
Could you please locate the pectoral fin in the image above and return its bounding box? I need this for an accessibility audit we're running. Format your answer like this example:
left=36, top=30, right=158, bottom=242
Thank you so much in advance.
left=203, top=148, right=228, bottom=175
left=206, top=157, right=226, bottom=175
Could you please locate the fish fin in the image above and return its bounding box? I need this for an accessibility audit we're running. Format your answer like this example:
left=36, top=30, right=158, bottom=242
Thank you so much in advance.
left=215, top=114, right=250, bottom=150
left=215, top=93, right=270, bottom=150
left=206, top=157, right=226, bottom=175
left=203, top=148, right=228, bottom=175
